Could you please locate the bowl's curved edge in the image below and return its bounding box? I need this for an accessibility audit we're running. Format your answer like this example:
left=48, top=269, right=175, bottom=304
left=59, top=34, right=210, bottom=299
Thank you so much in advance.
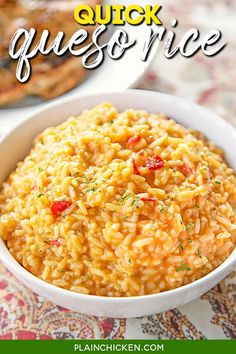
left=0, top=89, right=235, bottom=317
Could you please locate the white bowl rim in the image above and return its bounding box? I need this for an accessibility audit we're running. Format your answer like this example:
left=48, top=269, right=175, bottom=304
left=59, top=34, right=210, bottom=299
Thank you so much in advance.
left=2, top=89, right=236, bottom=144
left=0, top=89, right=235, bottom=304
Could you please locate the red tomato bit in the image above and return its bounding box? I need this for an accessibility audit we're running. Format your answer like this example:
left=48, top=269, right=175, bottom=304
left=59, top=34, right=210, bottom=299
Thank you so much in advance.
left=128, top=135, right=141, bottom=147
left=140, top=196, right=157, bottom=202
left=51, top=240, right=61, bottom=247
left=146, top=155, right=165, bottom=171
left=132, top=159, right=140, bottom=175
left=51, top=201, right=71, bottom=215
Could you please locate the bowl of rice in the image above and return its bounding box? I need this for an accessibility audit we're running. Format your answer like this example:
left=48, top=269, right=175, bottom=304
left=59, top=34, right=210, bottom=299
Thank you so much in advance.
left=0, top=90, right=235, bottom=317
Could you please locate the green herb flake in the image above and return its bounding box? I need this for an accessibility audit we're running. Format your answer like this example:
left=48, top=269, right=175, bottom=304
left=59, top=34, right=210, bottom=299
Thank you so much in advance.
left=179, top=244, right=184, bottom=251
left=37, top=193, right=44, bottom=198
left=215, top=181, right=221, bottom=185
left=128, top=258, right=132, bottom=264
left=38, top=167, right=43, bottom=172
left=131, top=197, right=140, bottom=206
left=176, top=263, right=192, bottom=272
left=160, top=208, right=165, bottom=213
left=198, top=248, right=202, bottom=258
left=86, top=187, right=98, bottom=193
left=195, top=204, right=200, bottom=209
left=118, top=193, right=133, bottom=205
left=185, top=223, right=195, bottom=231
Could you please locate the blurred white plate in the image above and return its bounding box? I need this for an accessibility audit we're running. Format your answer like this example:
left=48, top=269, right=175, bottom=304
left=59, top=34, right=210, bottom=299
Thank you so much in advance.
left=0, top=0, right=159, bottom=134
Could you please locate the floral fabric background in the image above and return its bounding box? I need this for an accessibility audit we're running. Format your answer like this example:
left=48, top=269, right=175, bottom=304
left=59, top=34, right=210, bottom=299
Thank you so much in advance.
left=0, top=0, right=236, bottom=340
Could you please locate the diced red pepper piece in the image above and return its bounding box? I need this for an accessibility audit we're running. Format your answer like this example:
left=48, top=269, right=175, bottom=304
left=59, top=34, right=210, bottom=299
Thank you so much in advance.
left=128, top=135, right=141, bottom=147
left=140, top=196, right=157, bottom=202
left=146, top=155, right=165, bottom=171
left=132, top=159, right=140, bottom=175
left=51, top=201, right=71, bottom=215
left=51, top=240, right=61, bottom=247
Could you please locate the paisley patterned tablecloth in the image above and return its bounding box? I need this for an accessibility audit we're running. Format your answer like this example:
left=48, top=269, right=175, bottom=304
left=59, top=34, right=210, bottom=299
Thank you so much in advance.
left=0, top=0, right=235, bottom=340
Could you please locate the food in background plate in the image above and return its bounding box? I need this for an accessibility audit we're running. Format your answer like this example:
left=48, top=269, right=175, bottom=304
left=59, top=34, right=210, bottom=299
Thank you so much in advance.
left=0, top=103, right=235, bottom=296
left=0, top=0, right=100, bottom=106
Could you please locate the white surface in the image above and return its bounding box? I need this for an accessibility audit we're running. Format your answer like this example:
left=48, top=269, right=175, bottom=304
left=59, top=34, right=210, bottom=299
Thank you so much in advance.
left=0, top=0, right=159, bottom=135
left=0, top=90, right=235, bottom=318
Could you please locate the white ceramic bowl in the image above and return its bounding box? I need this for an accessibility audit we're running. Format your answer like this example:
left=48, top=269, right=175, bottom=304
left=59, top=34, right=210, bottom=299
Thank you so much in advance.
left=0, top=90, right=235, bottom=318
